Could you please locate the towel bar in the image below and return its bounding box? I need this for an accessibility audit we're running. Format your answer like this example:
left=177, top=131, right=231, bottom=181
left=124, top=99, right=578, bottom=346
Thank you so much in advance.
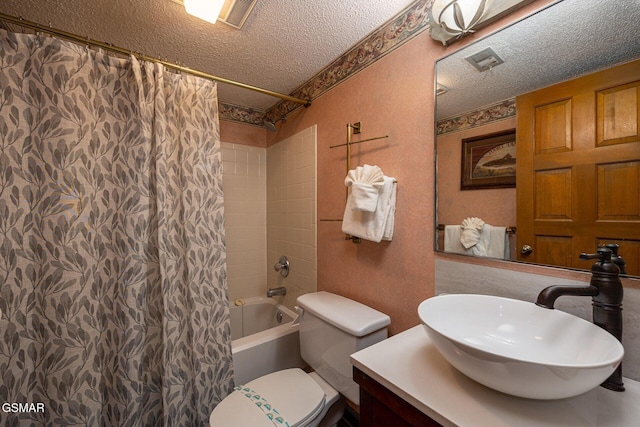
left=328, top=122, right=395, bottom=243
left=438, top=224, right=516, bottom=234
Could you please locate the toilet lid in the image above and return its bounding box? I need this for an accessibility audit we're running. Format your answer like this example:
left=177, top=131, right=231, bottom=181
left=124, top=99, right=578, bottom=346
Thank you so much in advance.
left=210, top=368, right=326, bottom=427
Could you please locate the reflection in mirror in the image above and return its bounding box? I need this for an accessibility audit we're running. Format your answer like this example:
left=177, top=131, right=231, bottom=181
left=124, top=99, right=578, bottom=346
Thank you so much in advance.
left=435, top=0, right=640, bottom=277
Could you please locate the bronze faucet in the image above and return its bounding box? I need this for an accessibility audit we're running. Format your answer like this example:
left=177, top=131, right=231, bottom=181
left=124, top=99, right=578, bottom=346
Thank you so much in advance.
left=535, top=247, right=624, bottom=391
left=605, top=243, right=627, bottom=275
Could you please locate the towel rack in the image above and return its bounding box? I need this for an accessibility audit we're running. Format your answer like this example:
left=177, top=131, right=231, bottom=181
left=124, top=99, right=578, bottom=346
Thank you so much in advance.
left=320, top=122, right=392, bottom=243
left=329, top=122, right=389, bottom=173
left=437, top=224, right=517, bottom=234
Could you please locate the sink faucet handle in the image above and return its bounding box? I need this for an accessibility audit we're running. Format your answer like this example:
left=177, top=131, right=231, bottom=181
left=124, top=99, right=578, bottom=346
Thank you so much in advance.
left=603, top=243, right=627, bottom=275
left=580, top=247, right=620, bottom=275
left=579, top=247, right=612, bottom=261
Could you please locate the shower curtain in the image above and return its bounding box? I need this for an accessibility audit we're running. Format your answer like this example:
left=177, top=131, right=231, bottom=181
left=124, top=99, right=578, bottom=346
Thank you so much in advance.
left=0, top=29, right=233, bottom=426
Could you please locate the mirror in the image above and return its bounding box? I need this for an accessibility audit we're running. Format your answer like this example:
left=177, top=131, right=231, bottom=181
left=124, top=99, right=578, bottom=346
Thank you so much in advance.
left=435, top=0, right=640, bottom=276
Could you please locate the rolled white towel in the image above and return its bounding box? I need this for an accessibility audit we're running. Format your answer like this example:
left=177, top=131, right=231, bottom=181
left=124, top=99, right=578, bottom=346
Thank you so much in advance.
left=460, top=217, right=485, bottom=249
left=344, top=165, right=384, bottom=212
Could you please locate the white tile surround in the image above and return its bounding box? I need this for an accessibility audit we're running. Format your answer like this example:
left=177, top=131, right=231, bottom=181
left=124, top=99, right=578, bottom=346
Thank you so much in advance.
left=267, top=126, right=317, bottom=310
left=221, top=126, right=317, bottom=310
left=436, top=258, right=640, bottom=381
left=222, top=142, right=267, bottom=302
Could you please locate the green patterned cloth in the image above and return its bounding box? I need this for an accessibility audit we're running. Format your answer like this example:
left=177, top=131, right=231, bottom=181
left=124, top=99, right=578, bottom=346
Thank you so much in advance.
left=235, top=386, right=291, bottom=427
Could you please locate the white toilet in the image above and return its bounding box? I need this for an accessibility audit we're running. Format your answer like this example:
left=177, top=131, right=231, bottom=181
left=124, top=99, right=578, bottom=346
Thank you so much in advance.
left=210, top=291, right=390, bottom=427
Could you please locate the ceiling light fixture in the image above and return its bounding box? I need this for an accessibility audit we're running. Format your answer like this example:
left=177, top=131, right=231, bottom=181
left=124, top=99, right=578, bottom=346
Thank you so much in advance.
left=429, top=0, right=535, bottom=45
left=184, top=0, right=226, bottom=24
left=429, top=0, right=487, bottom=45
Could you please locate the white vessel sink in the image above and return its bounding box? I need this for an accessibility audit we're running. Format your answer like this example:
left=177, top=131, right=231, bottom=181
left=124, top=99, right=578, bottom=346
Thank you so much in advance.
left=418, top=294, right=624, bottom=400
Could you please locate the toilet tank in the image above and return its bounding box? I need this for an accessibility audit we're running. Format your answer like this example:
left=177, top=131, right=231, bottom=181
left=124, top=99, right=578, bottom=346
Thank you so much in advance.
left=297, top=292, right=390, bottom=405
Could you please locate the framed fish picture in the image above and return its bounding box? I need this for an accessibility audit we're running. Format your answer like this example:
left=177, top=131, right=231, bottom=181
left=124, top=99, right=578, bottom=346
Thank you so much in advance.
left=461, top=129, right=516, bottom=190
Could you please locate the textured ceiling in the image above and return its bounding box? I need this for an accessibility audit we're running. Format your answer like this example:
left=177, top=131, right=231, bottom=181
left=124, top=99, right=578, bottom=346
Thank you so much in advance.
left=0, top=0, right=416, bottom=111
left=436, top=0, right=640, bottom=120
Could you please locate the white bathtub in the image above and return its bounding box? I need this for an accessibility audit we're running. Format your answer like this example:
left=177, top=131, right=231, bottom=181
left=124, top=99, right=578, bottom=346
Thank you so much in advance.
left=229, top=297, right=306, bottom=385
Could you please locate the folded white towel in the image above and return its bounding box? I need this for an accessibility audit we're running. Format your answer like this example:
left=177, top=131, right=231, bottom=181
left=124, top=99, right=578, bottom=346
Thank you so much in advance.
left=350, top=183, right=380, bottom=212
left=382, top=179, right=396, bottom=241
left=344, top=165, right=385, bottom=212
left=460, top=217, right=485, bottom=248
left=486, top=225, right=508, bottom=259
left=444, top=225, right=464, bottom=253
left=444, top=222, right=508, bottom=260
left=342, top=176, right=396, bottom=242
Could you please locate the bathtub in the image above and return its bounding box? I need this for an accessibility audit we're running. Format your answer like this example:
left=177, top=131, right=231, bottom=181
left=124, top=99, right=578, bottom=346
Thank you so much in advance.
left=229, top=297, right=306, bottom=385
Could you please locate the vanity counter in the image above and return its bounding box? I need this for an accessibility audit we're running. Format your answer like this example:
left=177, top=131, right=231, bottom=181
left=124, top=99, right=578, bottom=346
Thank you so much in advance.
left=351, top=325, right=640, bottom=427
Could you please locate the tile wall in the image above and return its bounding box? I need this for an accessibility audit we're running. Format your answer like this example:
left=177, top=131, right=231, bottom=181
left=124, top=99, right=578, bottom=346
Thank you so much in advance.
left=221, top=142, right=267, bottom=302
left=221, top=125, right=317, bottom=310
left=267, top=126, right=317, bottom=310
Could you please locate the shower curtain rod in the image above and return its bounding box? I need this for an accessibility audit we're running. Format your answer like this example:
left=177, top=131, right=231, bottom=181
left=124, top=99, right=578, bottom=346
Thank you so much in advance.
left=0, top=12, right=312, bottom=107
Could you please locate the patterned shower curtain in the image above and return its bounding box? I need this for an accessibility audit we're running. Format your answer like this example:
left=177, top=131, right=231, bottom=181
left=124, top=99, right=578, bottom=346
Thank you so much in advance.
left=0, top=29, right=233, bottom=426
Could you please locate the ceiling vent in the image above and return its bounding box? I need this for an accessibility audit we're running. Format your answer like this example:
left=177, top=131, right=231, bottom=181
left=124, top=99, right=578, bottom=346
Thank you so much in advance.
left=465, top=47, right=504, bottom=72
left=219, top=0, right=258, bottom=29
left=436, top=83, right=448, bottom=96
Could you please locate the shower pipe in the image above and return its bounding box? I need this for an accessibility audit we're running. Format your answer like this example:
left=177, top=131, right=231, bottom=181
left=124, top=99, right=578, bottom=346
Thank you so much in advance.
left=0, top=12, right=312, bottom=108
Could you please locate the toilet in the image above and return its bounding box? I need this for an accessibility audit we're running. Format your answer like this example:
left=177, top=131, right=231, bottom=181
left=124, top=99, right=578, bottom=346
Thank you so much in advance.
left=210, top=291, right=390, bottom=427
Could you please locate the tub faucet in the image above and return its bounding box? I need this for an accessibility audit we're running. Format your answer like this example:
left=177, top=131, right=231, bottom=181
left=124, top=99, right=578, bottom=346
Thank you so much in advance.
left=267, top=287, right=286, bottom=298
left=274, top=256, right=290, bottom=277
left=535, top=247, right=624, bottom=392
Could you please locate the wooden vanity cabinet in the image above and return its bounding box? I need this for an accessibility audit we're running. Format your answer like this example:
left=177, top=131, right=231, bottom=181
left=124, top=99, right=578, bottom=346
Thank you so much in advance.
left=354, top=367, right=442, bottom=427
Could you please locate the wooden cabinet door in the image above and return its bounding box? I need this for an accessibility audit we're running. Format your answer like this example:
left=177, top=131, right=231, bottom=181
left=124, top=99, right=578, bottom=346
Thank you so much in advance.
left=516, top=60, right=640, bottom=274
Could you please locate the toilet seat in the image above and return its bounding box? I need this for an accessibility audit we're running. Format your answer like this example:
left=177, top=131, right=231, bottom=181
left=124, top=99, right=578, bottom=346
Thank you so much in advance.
left=210, top=368, right=326, bottom=427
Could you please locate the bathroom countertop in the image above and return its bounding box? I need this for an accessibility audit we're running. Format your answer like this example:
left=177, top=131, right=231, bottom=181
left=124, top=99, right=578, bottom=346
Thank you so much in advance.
left=350, top=325, right=640, bottom=427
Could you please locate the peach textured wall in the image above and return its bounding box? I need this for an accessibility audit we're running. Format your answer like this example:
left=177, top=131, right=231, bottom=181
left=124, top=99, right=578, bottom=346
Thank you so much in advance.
left=437, top=118, right=517, bottom=228
left=220, top=119, right=266, bottom=148
left=265, top=33, right=437, bottom=335
left=437, top=118, right=517, bottom=258
left=261, top=0, right=555, bottom=336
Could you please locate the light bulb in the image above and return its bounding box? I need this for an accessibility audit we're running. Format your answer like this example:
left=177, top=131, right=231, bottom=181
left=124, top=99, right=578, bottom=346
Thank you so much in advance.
left=184, top=0, right=225, bottom=25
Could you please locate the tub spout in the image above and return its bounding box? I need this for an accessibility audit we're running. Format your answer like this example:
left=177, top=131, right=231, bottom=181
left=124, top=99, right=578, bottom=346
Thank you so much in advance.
left=267, top=287, right=286, bottom=297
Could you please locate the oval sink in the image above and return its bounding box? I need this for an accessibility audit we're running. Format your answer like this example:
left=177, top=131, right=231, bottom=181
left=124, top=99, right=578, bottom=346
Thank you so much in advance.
left=418, top=294, right=624, bottom=400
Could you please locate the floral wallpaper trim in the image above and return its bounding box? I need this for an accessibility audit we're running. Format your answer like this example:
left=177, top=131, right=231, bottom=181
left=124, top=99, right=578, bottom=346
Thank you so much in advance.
left=220, top=102, right=266, bottom=126
left=436, top=98, right=516, bottom=135
left=265, top=0, right=434, bottom=123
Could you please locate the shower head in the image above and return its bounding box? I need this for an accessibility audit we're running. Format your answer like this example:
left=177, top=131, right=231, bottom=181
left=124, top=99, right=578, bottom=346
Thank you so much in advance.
left=263, top=117, right=287, bottom=132
left=264, top=120, right=277, bottom=132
